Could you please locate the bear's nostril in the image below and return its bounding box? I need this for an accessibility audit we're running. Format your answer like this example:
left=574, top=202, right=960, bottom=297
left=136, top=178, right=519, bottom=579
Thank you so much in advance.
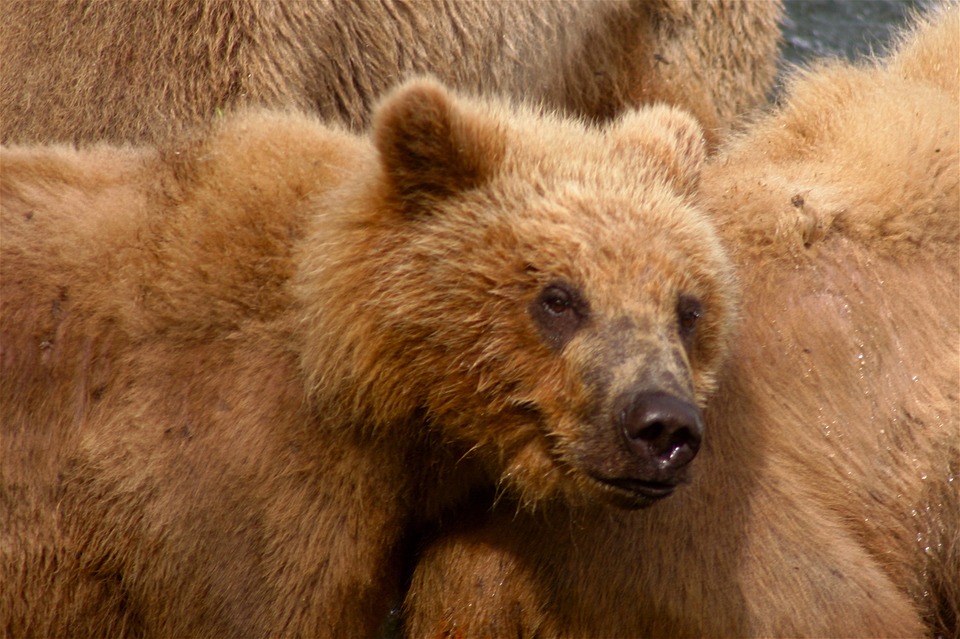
left=618, top=391, right=703, bottom=470
left=636, top=421, right=665, bottom=444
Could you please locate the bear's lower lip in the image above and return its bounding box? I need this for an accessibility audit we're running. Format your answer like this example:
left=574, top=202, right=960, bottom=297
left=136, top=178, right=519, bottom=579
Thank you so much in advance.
left=589, top=475, right=678, bottom=508
left=606, top=477, right=676, bottom=498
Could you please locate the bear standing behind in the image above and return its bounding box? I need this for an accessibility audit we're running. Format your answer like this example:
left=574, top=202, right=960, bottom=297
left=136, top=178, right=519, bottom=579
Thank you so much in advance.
left=402, top=4, right=960, bottom=637
left=1, top=78, right=737, bottom=635
left=0, top=0, right=782, bottom=146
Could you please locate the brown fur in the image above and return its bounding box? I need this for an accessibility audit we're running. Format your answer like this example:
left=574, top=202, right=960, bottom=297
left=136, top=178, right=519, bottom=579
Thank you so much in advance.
left=0, top=0, right=782, bottom=146
left=402, top=5, right=960, bottom=637
left=0, top=78, right=736, bottom=635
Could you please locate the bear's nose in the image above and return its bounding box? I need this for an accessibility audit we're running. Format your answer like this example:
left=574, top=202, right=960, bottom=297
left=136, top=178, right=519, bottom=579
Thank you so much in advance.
left=617, top=391, right=703, bottom=471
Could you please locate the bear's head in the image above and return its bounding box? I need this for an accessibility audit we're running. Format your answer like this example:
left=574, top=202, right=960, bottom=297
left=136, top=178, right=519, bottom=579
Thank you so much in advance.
left=298, top=78, right=736, bottom=509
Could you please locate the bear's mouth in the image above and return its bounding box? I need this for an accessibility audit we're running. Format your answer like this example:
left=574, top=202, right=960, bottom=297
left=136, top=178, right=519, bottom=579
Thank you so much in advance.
left=587, top=474, right=679, bottom=509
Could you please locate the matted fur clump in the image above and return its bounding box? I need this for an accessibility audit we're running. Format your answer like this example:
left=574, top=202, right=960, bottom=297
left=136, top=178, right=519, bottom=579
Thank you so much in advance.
left=1, top=78, right=735, bottom=636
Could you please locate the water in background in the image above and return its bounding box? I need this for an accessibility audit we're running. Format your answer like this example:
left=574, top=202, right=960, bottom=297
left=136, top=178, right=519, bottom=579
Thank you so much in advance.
left=781, top=0, right=931, bottom=67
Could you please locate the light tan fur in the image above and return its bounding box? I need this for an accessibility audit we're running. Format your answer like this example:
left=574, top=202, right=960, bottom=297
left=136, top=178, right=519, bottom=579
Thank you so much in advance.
left=402, top=5, right=960, bottom=637
left=1, top=78, right=736, bottom=635
left=0, top=0, right=782, bottom=146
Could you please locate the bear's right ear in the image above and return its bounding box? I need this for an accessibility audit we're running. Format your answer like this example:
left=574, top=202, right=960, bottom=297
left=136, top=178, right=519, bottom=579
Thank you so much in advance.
left=373, top=78, right=505, bottom=212
left=611, top=105, right=706, bottom=196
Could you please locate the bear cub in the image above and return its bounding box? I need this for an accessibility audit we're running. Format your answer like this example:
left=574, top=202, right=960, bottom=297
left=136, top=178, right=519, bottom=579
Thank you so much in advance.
left=1, top=78, right=734, bottom=637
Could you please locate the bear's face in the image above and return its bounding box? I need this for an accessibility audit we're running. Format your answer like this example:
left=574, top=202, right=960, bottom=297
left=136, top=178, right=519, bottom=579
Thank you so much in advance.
left=299, top=80, right=736, bottom=509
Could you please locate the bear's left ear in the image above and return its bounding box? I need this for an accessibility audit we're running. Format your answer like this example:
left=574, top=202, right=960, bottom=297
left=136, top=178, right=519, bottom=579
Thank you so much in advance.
left=373, top=77, right=505, bottom=212
left=610, top=105, right=706, bottom=196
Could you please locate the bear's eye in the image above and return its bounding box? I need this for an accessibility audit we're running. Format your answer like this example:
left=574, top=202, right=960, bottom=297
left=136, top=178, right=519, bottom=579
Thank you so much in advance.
left=541, top=286, right=573, bottom=316
left=677, top=294, right=703, bottom=343
left=530, top=282, right=588, bottom=351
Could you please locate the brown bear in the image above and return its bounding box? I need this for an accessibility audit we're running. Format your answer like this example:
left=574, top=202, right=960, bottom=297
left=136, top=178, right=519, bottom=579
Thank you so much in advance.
left=402, top=4, right=960, bottom=638
left=0, top=0, right=783, bottom=146
left=0, top=77, right=737, bottom=636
